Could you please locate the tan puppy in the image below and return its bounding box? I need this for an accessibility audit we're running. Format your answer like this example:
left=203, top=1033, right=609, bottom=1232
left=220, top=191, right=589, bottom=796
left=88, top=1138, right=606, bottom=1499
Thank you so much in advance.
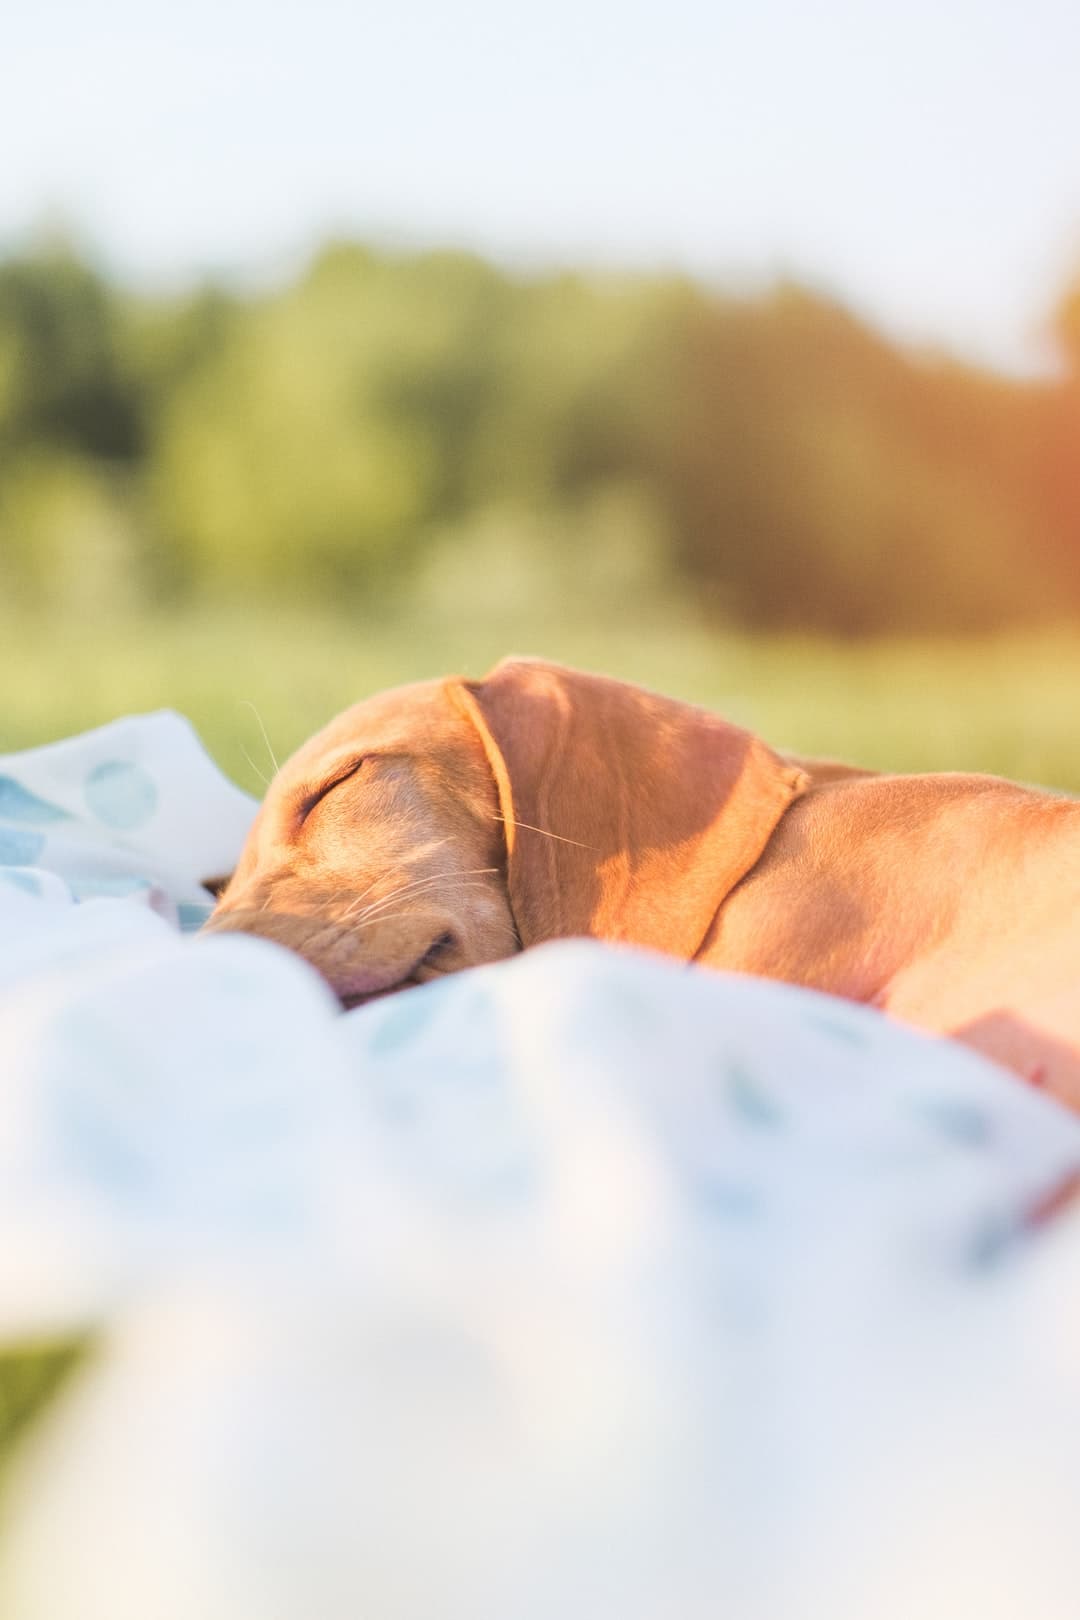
left=207, top=659, right=801, bottom=997
left=208, top=658, right=1080, bottom=1107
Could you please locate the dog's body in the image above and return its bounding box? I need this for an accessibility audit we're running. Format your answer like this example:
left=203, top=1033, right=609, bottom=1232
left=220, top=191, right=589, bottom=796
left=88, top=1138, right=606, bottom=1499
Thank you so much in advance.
left=208, top=658, right=1080, bottom=1107
left=703, top=772, right=1080, bottom=1083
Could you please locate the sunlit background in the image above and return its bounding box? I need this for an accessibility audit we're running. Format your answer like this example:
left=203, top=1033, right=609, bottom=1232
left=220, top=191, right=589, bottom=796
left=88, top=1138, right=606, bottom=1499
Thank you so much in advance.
left=3, top=0, right=1080, bottom=787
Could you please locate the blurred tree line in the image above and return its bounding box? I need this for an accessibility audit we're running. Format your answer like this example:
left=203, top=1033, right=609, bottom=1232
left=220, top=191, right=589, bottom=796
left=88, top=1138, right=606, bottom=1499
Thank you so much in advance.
left=1, top=236, right=1079, bottom=633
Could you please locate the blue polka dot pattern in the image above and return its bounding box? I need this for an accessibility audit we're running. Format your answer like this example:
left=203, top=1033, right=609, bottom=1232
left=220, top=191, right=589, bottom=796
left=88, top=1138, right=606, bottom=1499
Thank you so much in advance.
left=724, top=1060, right=784, bottom=1130
left=696, top=1177, right=762, bottom=1219
left=912, top=1096, right=992, bottom=1147
left=0, top=868, right=42, bottom=895
left=84, top=761, right=158, bottom=829
left=0, top=776, right=71, bottom=823
left=178, top=902, right=214, bottom=932
left=0, top=827, right=45, bottom=865
left=803, top=1009, right=871, bottom=1047
left=368, top=978, right=454, bottom=1055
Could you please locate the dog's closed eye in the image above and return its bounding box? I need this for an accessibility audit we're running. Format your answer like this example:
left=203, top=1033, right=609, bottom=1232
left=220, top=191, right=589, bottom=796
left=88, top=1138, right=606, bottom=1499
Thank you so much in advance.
left=299, top=757, right=369, bottom=822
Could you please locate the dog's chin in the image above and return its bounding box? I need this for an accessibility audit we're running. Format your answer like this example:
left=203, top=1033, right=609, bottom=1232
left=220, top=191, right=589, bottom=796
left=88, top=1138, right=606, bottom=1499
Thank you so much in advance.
left=339, top=986, right=406, bottom=1010
left=334, top=931, right=458, bottom=1010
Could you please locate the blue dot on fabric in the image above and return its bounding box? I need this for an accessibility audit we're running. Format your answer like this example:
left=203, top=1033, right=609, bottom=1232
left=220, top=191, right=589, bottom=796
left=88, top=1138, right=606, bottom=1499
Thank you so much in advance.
left=0, top=827, right=45, bottom=865
left=368, top=978, right=454, bottom=1055
left=178, top=902, right=214, bottom=933
left=696, top=1177, right=763, bottom=1220
left=724, top=1060, right=784, bottom=1131
left=0, top=868, right=42, bottom=895
left=0, top=776, right=72, bottom=824
left=912, top=1096, right=992, bottom=1148
left=803, top=1010, right=871, bottom=1048
left=84, top=761, right=158, bottom=829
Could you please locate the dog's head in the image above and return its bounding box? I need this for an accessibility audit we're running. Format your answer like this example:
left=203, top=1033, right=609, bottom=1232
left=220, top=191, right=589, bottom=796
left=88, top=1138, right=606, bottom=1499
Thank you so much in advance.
left=206, top=659, right=807, bottom=1003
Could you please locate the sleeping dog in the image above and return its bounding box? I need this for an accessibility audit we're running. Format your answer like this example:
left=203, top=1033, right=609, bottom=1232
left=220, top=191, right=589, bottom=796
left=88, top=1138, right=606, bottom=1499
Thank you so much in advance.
left=207, top=658, right=1080, bottom=1107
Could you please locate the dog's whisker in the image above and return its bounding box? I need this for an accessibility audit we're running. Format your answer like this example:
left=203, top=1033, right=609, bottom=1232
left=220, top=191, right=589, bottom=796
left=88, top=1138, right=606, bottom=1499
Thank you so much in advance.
left=335, top=857, right=453, bottom=920
left=349, top=911, right=452, bottom=937
left=339, top=873, right=390, bottom=921
left=336, top=872, right=425, bottom=926
left=300, top=886, right=489, bottom=955
left=239, top=699, right=281, bottom=777
left=303, top=876, right=480, bottom=951
left=348, top=886, right=496, bottom=934
left=238, top=743, right=271, bottom=792
left=347, top=868, right=500, bottom=927
left=348, top=885, right=500, bottom=933
left=492, top=813, right=594, bottom=850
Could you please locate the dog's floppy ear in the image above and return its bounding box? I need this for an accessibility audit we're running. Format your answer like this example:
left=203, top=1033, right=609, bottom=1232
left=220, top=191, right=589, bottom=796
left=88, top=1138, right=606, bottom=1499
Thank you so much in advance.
left=452, top=658, right=807, bottom=959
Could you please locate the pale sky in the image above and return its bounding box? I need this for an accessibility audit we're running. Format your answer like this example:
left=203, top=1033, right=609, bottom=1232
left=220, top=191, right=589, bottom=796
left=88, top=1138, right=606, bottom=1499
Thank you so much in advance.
left=4, top=0, right=1080, bottom=373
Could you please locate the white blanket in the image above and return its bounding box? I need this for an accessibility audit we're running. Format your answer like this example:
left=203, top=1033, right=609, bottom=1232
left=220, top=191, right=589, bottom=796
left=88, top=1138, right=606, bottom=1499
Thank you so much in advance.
left=2, top=714, right=1080, bottom=1620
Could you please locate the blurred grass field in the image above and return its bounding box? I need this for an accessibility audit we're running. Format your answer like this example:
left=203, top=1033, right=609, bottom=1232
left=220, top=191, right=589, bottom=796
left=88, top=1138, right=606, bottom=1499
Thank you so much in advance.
left=2, top=605, right=1077, bottom=796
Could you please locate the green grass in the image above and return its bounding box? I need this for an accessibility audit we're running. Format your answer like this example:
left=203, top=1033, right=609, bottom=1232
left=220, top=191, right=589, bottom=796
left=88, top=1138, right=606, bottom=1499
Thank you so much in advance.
left=0, top=1338, right=89, bottom=1488
left=2, top=604, right=1078, bottom=794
